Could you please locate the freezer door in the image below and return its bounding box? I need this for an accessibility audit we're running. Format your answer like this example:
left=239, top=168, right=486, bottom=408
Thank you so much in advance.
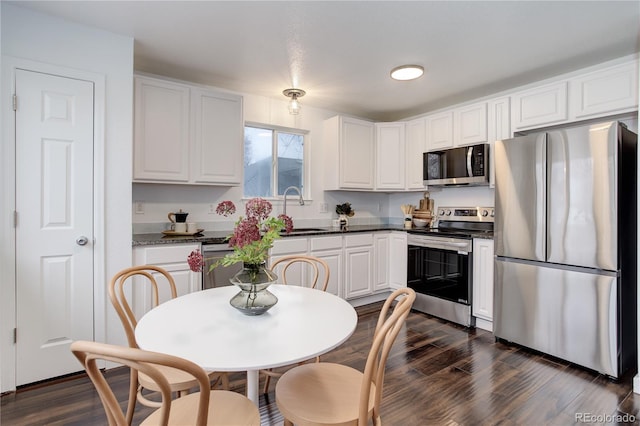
left=547, top=122, right=618, bottom=270
left=494, top=258, right=618, bottom=377
left=494, top=133, right=546, bottom=261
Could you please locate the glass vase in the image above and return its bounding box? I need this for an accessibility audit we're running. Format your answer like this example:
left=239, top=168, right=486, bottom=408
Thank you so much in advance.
left=229, top=262, right=278, bottom=315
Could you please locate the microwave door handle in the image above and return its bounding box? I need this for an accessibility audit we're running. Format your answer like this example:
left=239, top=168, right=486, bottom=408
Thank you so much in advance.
left=466, top=147, right=473, bottom=177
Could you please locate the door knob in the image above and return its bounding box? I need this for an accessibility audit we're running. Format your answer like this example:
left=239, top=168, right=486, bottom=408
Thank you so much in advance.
left=76, top=236, right=89, bottom=246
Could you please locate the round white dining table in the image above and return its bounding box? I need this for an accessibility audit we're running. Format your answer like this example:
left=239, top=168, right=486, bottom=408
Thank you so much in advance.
left=135, top=284, right=358, bottom=405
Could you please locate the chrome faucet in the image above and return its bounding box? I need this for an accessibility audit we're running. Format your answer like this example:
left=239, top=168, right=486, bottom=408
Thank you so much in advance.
left=283, top=186, right=304, bottom=216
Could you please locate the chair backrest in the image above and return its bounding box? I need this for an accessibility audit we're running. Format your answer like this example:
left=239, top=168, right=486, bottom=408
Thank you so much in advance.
left=270, top=255, right=330, bottom=291
left=108, top=265, right=178, bottom=348
left=359, top=287, right=416, bottom=425
left=71, top=340, right=211, bottom=426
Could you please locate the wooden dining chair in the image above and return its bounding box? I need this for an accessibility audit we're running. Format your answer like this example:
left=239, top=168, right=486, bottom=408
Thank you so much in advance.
left=71, top=340, right=260, bottom=426
left=108, top=265, right=229, bottom=424
left=275, top=287, right=416, bottom=426
left=270, top=254, right=330, bottom=291
left=260, top=255, right=331, bottom=393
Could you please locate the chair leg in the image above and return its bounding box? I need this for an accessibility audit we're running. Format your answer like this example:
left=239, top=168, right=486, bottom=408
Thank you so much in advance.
left=125, top=369, right=138, bottom=425
left=221, top=372, right=230, bottom=390
left=263, top=371, right=272, bottom=394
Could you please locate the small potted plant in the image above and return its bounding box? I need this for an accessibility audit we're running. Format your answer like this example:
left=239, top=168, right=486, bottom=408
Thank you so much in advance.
left=335, top=202, right=355, bottom=230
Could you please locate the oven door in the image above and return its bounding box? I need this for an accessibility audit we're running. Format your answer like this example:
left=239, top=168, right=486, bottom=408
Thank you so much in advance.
left=408, top=244, right=471, bottom=305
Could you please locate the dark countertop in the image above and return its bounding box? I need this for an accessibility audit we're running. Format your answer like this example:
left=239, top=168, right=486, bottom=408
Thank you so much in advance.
left=132, top=224, right=493, bottom=246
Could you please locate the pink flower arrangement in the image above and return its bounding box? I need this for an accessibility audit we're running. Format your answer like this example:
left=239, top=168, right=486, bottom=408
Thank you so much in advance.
left=188, top=198, right=293, bottom=273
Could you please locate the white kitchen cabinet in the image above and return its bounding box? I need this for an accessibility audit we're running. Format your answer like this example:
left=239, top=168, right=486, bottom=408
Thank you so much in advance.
left=388, top=232, right=407, bottom=290
left=133, top=76, right=243, bottom=185
left=375, top=123, right=405, bottom=190
left=405, top=118, right=427, bottom=189
left=487, top=97, right=511, bottom=187
left=511, top=81, right=568, bottom=131
left=472, top=238, right=494, bottom=331
left=344, top=234, right=374, bottom=299
left=134, top=77, right=190, bottom=182
left=269, top=237, right=309, bottom=286
left=309, top=236, right=343, bottom=297
left=570, top=60, right=639, bottom=121
left=426, top=111, right=454, bottom=151
left=373, top=233, right=389, bottom=292
left=454, top=102, right=487, bottom=147
left=190, top=88, right=243, bottom=184
left=133, top=243, right=202, bottom=318
left=323, top=115, right=375, bottom=190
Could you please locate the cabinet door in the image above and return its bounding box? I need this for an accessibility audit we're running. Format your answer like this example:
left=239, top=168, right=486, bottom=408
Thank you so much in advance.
left=375, top=123, right=405, bottom=189
left=132, top=244, right=202, bottom=318
left=405, top=118, right=427, bottom=189
left=454, top=102, right=487, bottom=146
left=340, top=117, right=375, bottom=189
left=511, top=81, right=568, bottom=131
left=487, top=97, right=511, bottom=188
left=311, top=249, right=343, bottom=297
left=191, top=88, right=243, bottom=185
left=570, top=61, right=639, bottom=121
left=472, top=239, right=494, bottom=322
left=374, top=234, right=389, bottom=292
left=388, top=232, right=407, bottom=289
left=344, top=234, right=374, bottom=299
left=134, top=77, right=190, bottom=182
left=426, top=111, right=453, bottom=151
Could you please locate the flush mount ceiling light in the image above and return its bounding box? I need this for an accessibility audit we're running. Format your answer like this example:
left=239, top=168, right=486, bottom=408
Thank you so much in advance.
left=283, top=88, right=306, bottom=115
left=390, top=65, right=424, bottom=81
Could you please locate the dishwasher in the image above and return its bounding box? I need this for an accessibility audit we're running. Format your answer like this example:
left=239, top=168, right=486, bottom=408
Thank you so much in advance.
left=201, top=243, right=243, bottom=289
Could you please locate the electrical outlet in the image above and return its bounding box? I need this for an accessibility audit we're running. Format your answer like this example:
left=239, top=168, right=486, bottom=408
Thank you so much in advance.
left=319, top=203, right=328, bottom=213
left=208, top=204, right=216, bottom=214
left=134, top=201, right=144, bottom=214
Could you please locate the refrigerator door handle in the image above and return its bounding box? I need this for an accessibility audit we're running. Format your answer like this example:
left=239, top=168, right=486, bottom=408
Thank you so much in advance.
left=535, top=134, right=547, bottom=261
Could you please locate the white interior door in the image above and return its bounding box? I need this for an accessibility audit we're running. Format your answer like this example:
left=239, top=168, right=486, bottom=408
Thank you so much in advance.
left=15, top=69, right=95, bottom=385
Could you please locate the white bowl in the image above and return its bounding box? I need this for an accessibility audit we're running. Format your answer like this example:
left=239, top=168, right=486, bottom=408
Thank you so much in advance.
left=413, top=218, right=428, bottom=228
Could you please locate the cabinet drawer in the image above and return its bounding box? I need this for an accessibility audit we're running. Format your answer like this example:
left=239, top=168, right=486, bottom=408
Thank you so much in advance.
left=271, top=238, right=308, bottom=255
left=310, top=236, right=343, bottom=251
left=345, top=233, right=374, bottom=247
left=140, top=244, right=200, bottom=265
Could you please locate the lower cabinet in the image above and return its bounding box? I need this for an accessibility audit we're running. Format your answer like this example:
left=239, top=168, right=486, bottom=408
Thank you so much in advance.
left=132, top=243, right=202, bottom=317
left=472, top=238, right=494, bottom=331
left=270, top=232, right=395, bottom=302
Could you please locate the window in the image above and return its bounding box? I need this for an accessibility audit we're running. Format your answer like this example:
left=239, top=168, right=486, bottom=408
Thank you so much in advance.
left=243, top=124, right=306, bottom=198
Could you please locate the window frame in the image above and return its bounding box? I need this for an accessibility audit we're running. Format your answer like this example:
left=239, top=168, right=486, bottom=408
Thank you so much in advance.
left=243, top=122, right=310, bottom=200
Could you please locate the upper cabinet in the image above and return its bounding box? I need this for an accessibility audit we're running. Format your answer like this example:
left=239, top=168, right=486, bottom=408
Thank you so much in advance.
left=324, top=115, right=375, bottom=190
left=511, top=81, right=569, bottom=131
left=570, top=61, right=638, bottom=121
left=425, top=111, right=454, bottom=150
left=133, top=76, right=243, bottom=185
left=487, top=97, right=511, bottom=187
left=375, top=122, right=406, bottom=190
left=454, top=101, right=488, bottom=146
left=405, top=118, right=427, bottom=189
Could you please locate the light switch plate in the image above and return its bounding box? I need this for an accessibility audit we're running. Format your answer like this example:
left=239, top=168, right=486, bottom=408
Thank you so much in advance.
left=134, top=201, right=144, bottom=214
left=319, top=203, right=328, bottom=213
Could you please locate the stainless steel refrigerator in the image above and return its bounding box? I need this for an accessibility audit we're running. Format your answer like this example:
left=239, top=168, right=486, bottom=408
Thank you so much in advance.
left=494, top=120, right=637, bottom=378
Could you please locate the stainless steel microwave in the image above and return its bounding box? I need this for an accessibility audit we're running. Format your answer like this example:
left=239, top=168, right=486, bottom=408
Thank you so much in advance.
left=423, top=144, right=489, bottom=186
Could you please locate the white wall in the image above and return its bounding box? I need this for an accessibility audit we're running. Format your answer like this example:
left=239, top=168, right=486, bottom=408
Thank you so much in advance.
left=0, top=4, right=133, bottom=392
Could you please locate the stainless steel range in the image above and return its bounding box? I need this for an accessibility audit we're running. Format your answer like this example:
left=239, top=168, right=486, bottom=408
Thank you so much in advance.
left=407, top=206, right=494, bottom=327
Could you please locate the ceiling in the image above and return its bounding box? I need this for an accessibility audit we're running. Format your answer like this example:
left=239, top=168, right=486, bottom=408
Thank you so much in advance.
left=9, top=1, right=640, bottom=121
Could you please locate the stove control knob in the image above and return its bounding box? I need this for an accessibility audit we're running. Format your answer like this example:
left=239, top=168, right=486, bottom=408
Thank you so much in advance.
left=439, top=209, right=445, bottom=216
left=481, top=209, right=489, bottom=217
left=490, top=209, right=495, bottom=217
left=445, top=210, right=452, bottom=216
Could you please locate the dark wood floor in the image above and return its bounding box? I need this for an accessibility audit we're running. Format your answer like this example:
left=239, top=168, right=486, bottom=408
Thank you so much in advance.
left=3, top=302, right=640, bottom=425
